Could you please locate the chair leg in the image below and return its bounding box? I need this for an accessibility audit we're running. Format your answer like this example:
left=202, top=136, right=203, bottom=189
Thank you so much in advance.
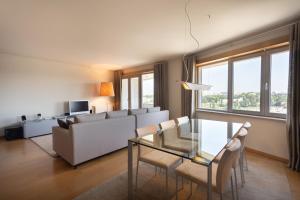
left=155, top=166, right=157, bottom=176
left=220, top=193, right=223, bottom=200
left=176, top=175, right=178, bottom=200
left=243, top=150, right=249, bottom=171
left=239, top=158, right=245, bottom=186
left=165, top=169, right=168, bottom=200
left=187, top=181, right=192, bottom=199
left=234, top=168, right=239, bottom=200
left=231, top=175, right=236, bottom=200
left=135, top=160, right=139, bottom=191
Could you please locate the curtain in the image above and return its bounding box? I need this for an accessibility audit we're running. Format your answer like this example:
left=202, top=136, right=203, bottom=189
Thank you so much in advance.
left=113, top=70, right=122, bottom=110
left=154, top=62, right=169, bottom=110
left=181, top=55, right=196, bottom=118
left=287, top=22, right=300, bottom=171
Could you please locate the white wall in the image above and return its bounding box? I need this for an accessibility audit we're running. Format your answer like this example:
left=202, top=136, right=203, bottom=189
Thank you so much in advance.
left=0, top=53, right=114, bottom=136
left=195, top=111, right=288, bottom=159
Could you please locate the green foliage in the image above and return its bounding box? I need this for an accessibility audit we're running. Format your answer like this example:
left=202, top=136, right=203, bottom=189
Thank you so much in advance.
left=201, top=92, right=287, bottom=111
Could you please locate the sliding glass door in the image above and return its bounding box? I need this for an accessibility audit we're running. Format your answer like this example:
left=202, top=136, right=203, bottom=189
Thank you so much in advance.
left=121, top=72, right=154, bottom=109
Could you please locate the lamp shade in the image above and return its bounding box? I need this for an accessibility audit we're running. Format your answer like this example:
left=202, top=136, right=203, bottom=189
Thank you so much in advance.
left=100, top=82, right=115, bottom=97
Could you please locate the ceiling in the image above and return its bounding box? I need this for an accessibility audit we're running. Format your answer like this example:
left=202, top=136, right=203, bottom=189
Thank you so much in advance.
left=0, top=0, right=299, bottom=70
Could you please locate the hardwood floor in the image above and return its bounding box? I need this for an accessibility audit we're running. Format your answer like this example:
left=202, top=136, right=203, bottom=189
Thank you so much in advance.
left=0, top=137, right=300, bottom=200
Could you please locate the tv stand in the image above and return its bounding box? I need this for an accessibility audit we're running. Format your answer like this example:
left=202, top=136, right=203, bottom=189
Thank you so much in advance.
left=23, top=119, right=58, bottom=138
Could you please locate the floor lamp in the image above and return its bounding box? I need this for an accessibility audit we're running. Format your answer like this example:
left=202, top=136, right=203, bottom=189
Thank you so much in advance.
left=100, top=82, right=115, bottom=111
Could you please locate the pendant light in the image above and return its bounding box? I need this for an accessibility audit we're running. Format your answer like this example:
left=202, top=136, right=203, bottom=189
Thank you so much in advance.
left=181, top=0, right=212, bottom=91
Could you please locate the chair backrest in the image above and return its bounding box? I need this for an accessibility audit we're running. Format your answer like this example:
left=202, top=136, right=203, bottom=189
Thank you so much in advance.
left=236, top=127, right=248, bottom=151
left=175, top=116, right=189, bottom=125
left=176, top=116, right=190, bottom=136
left=160, top=120, right=176, bottom=131
left=136, top=124, right=159, bottom=137
left=216, top=138, right=241, bottom=193
left=243, top=121, right=252, bottom=130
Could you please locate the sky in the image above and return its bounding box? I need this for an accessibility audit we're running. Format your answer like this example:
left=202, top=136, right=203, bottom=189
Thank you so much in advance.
left=201, top=50, right=289, bottom=94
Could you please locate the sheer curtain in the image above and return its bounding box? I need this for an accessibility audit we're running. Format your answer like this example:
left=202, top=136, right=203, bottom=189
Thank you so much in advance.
left=154, top=62, right=169, bottom=110
left=287, top=21, right=300, bottom=171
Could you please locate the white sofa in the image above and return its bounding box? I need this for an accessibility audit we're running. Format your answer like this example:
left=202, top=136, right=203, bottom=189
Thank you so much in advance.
left=52, top=108, right=169, bottom=166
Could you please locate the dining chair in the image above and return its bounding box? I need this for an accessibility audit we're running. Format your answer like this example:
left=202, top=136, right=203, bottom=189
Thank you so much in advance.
left=160, top=120, right=176, bottom=131
left=175, top=138, right=241, bottom=200
left=242, top=122, right=251, bottom=171
left=243, top=121, right=252, bottom=130
left=214, top=127, right=249, bottom=188
left=135, top=125, right=181, bottom=199
left=236, top=128, right=248, bottom=186
left=176, top=116, right=190, bottom=136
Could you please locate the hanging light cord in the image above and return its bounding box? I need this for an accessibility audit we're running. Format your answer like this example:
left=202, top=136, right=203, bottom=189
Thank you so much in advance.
left=183, top=0, right=200, bottom=82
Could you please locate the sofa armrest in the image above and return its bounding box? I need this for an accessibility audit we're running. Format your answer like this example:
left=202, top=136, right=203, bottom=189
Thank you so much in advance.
left=52, top=126, right=74, bottom=165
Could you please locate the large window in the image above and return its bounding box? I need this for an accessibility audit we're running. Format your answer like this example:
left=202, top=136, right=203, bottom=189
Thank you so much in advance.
left=142, top=73, right=154, bottom=108
left=199, top=62, right=228, bottom=110
left=232, top=56, right=261, bottom=112
left=121, top=79, right=129, bottom=109
left=121, top=72, right=154, bottom=109
left=197, top=46, right=289, bottom=118
left=269, top=50, right=289, bottom=115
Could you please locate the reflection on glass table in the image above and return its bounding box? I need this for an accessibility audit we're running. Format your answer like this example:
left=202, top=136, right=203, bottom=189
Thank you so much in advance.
left=128, top=119, right=244, bottom=200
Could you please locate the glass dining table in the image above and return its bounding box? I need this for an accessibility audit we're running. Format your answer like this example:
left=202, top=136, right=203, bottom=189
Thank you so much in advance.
left=128, top=119, right=244, bottom=200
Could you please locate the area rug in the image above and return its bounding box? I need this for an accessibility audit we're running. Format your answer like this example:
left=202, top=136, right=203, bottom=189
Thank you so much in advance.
left=30, top=134, right=57, bottom=157
left=74, top=157, right=292, bottom=200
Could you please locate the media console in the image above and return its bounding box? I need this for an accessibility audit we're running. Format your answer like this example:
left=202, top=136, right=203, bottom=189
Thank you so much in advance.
left=23, top=119, right=58, bottom=138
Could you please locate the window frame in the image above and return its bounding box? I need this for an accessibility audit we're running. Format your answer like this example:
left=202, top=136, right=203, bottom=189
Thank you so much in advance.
left=121, top=71, right=154, bottom=109
left=265, top=46, right=289, bottom=118
left=197, top=61, right=229, bottom=111
left=196, top=46, right=289, bottom=119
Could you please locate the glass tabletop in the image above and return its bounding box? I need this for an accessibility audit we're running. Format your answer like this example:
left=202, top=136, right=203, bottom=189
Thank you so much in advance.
left=129, top=119, right=244, bottom=166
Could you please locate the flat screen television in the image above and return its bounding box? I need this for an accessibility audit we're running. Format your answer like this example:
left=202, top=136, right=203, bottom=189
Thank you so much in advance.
left=69, top=100, right=89, bottom=115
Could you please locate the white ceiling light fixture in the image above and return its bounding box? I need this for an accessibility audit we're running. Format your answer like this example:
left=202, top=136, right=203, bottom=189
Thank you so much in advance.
left=180, top=0, right=212, bottom=91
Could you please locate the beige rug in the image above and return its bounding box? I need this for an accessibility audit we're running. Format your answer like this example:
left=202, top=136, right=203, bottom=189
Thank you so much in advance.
left=74, top=157, right=292, bottom=200
left=30, top=134, right=57, bottom=157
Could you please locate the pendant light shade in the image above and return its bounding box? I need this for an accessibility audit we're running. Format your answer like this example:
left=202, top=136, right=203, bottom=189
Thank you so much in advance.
left=180, top=81, right=212, bottom=91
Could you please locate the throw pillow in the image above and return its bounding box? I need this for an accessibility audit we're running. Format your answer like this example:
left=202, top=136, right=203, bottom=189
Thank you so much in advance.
left=57, top=119, right=69, bottom=129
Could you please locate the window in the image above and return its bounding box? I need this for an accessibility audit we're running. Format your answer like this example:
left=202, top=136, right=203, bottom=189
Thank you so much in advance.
left=232, top=56, right=261, bottom=112
left=197, top=46, right=289, bottom=118
left=269, top=50, right=289, bottom=114
left=199, top=62, right=228, bottom=110
left=130, top=77, right=139, bottom=109
left=142, top=73, right=154, bottom=108
left=121, top=79, right=129, bottom=109
left=121, top=72, right=154, bottom=109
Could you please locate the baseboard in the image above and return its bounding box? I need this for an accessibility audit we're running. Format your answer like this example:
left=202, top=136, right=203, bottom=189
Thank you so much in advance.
left=245, top=147, right=288, bottom=164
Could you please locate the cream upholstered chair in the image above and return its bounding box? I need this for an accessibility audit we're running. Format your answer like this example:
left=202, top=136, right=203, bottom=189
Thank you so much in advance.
left=135, top=125, right=180, bottom=199
left=242, top=122, right=251, bottom=170
left=176, top=116, right=189, bottom=125
left=176, top=116, right=190, bottom=136
left=160, top=120, right=176, bottom=131
left=236, top=128, right=249, bottom=186
left=214, top=127, right=249, bottom=188
left=175, top=138, right=241, bottom=200
left=243, top=121, right=252, bottom=130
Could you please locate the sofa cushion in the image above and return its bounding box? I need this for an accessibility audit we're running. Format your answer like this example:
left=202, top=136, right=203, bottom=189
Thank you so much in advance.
left=107, top=110, right=128, bottom=118
left=129, top=108, right=147, bottom=115
left=74, top=113, right=106, bottom=123
left=147, top=107, right=161, bottom=113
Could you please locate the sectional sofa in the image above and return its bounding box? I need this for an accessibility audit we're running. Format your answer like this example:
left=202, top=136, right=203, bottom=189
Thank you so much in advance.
left=52, top=107, right=169, bottom=166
